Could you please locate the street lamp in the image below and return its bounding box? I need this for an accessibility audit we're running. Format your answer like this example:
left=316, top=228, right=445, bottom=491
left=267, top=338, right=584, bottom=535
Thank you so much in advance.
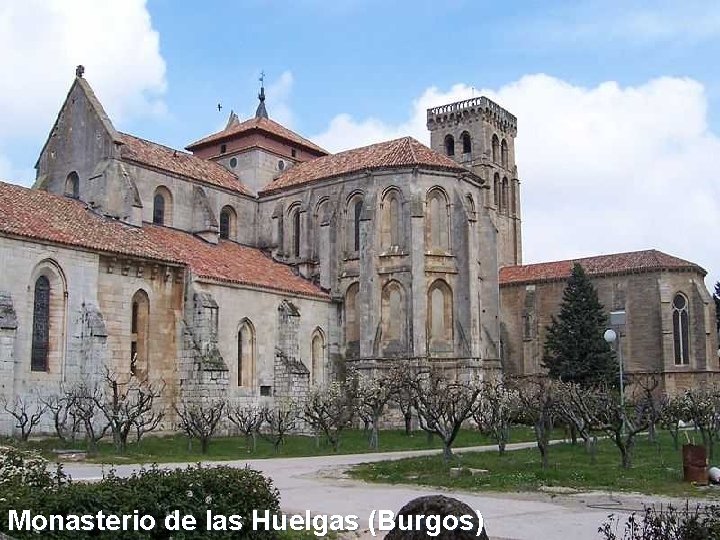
left=604, top=309, right=626, bottom=436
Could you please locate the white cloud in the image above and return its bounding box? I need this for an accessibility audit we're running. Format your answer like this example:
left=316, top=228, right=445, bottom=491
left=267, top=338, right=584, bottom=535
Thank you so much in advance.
left=266, top=71, right=295, bottom=128
left=312, top=75, right=720, bottom=287
left=0, top=0, right=166, bottom=184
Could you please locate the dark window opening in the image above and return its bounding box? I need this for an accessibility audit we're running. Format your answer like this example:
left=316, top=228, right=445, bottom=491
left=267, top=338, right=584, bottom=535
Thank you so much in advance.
left=220, top=144, right=227, bottom=154
left=291, top=148, right=297, bottom=158
left=353, top=200, right=363, bottom=251
left=65, top=172, right=79, bottom=199
left=153, top=194, right=165, bottom=225
left=293, top=210, right=301, bottom=257
left=220, top=210, right=230, bottom=239
left=260, top=385, right=272, bottom=396
left=673, top=293, right=690, bottom=365
left=31, top=276, right=50, bottom=372
left=444, top=135, right=455, bottom=156
left=229, top=157, right=237, bottom=168
left=461, top=132, right=471, bottom=154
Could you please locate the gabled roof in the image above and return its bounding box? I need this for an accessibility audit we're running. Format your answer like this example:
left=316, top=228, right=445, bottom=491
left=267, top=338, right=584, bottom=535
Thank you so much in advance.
left=119, top=133, right=253, bottom=196
left=499, top=250, right=705, bottom=286
left=185, top=116, right=328, bottom=155
left=259, top=136, right=469, bottom=195
left=0, top=181, right=327, bottom=299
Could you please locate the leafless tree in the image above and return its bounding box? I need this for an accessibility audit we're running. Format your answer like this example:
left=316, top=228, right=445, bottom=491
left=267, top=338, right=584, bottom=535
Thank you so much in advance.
left=67, top=383, right=110, bottom=455
left=631, top=374, right=662, bottom=443
left=94, top=369, right=165, bottom=454
left=556, top=382, right=598, bottom=458
left=303, top=381, right=356, bottom=452
left=511, top=376, right=559, bottom=469
left=680, top=387, right=720, bottom=460
left=260, top=399, right=299, bottom=453
left=388, top=362, right=421, bottom=436
left=40, top=391, right=81, bottom=443
left=472, top=379, right=518, bottom=455
left=175, top=398, right=227, bottom=454
left=355, top=372, right=394, bottom=450
left=228, top=403, right=263, bottom=452
left=0, top=395, right=47, bottom=441
left=658, top=394, right=686, bottom=450
left=411, top=368, right=481, bottom=462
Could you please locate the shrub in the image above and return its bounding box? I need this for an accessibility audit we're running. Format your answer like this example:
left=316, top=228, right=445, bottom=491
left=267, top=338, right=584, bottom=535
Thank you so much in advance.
left=0, top=461, right=280, bottom=539
left=600, top=503, right=720, bottom=539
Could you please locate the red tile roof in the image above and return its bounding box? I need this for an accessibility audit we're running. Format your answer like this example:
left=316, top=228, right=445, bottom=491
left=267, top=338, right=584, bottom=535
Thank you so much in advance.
left=0, top=181, right=327, bottom=299
left=260, top=136, right=468, bottom=194
left=186, top=116, right=328, bottom=155
left=119, top=133, right=253, bottom=196
left=500, top=250, right=704, bottom=286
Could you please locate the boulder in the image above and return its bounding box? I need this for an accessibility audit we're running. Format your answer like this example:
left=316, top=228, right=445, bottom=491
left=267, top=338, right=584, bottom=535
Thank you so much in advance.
left=384, top=495, right=489, bottom=540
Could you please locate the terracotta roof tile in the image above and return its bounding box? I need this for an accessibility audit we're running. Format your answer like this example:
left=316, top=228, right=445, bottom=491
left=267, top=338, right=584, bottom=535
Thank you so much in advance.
left=0, top=181, right=326, bottom=299
left=500, top=250, right=704, bottom=286
left=119, top=133, right=253, bottom=196
left=186, top=116, right=328, bottom=155
left=260, top=137, right=468, bottom=194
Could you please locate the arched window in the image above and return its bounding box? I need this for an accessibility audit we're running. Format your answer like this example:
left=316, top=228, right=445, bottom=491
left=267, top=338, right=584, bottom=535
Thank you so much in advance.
left=672, top=293, right=690, bottom=365
left=428, top=279, right=454, bottom=352
left=311, top=329, right=325, bottom=386
left=293, top=209, right=301, bottom=257
left=314, top=199, right=328, bottom=260
left=465, top=194, right=476, bottom=219
left=493, top=173, right=501, bottom=208
left=346, top=195, right=364, bottom=253
left=152, top=187, right=172, bottom=226
left=380, top=189, right=403, bottom=249
left=381, top=280, right=406, bottom=351
left=510, top=180, right=517, bottom=215
left=238, top=319, right=255, bottom=387
left=345, top=283, right=360, bottom=356
left=501, top=177, right=509, bottom=213
left=31, top=276, right=51, bottom=372
left=444, top=134, right=455, bottom=156
left=492, top=134, right=500, bottom=163
left=461, top=132, right=471, bottom=154
left=286, top=206, right=301, bottom=258
left=219, top=206, right=237, bottom=240
left=501, top=139, right=509, bottom=168
left=130, top=290, right=149, bottom=377
left=426, top=188, right=450, bottom=252
left=65, top=172, right=79, bottom=199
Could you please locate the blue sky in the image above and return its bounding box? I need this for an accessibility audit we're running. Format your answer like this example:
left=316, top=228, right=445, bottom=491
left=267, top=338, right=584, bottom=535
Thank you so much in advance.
left=1, top=0, right=719, bottom=284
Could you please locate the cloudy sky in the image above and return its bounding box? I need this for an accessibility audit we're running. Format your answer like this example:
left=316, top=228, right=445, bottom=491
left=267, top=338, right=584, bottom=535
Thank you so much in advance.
left=1, top=0, right=719, bottom=286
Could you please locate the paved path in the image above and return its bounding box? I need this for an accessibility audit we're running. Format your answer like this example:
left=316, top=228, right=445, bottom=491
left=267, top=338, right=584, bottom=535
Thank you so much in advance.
left=61, top=442, right=704, bottom=540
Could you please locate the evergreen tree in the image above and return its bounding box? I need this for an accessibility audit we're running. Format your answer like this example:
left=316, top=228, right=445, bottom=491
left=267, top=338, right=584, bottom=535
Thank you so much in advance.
left=714, top=281, right=720, bottom=334
left=542, top=263, right=618, bottom=386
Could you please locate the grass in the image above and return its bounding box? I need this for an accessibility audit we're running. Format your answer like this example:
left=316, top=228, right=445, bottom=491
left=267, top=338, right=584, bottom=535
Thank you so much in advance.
left=349, top=431, right=720, bottom=498
left=4, top=427, right=546, bottom=465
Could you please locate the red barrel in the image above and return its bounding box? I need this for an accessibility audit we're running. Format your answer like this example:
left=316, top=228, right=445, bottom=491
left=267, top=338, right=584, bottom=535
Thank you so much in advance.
left=682, top=444, right=708, bottom=485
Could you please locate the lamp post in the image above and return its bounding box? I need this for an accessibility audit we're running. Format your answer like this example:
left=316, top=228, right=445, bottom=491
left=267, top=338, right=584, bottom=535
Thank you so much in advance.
left=604, top=309, right=626, bottom=436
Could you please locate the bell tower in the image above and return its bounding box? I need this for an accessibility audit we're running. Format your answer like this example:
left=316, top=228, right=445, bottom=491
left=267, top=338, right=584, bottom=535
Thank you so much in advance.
left=427, top=97, right=522, bottom=268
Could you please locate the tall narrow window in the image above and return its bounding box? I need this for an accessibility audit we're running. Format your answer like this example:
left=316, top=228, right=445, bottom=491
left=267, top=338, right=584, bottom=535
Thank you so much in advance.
left=219, top=206, right=236, bottom=239
left=348, top=198, right=363, bottom=252
left=31, top=276, right=50, bottom=372
left=381, top=190, right=402, bottom=249
left=493, top=173, right=500, bottom=208
left=238, top=320, right=255, bottom=387
left=381, top=281, right=406, bottom=348
left=345, top=283, right=360, bottom=347
left=492, top=134, right=500, bottom=163
left=311, top=330, right=325, bottom=386
left=130, top=290, right=149, bottom=377
left=673, top=293, right=690, bottom=365
left=461, top=132, right=471, bottom=154
left=65, top=172, right=79, bottom=199
left=293, top=209, right=301, bottom=257
left=501, top=177, right=509, bottom=213
left=501, top=139, right=509, bottom=168
left=510, top=180, right=517, bottom=215
left=153, top=193, right=165, bottom=225
left=426, top=188, right=449, bottom=252
left=428, top=279, right=454, bottom=352
left=444, top=135, right=455, bottom=156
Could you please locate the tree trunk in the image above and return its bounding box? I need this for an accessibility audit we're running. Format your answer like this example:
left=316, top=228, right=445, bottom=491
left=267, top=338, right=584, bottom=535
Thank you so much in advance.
left=498, top=440, right=506, bottom=455
left=570, top=424, right=578, bottom=446
left=201, top=436, right=210, bottom=454
left=369, top=424, right=379, bottom=450
left=442, top=442, right=453, bottom=463
left=620, top=443, right=631, bottom=469
left=404, top=412, right=412, bottom=436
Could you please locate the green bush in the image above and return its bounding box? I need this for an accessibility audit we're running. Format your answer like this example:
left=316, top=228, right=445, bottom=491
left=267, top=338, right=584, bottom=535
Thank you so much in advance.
left=0, top=452, right=280, bottom=539
left=600, top=504, right=720, bottom=540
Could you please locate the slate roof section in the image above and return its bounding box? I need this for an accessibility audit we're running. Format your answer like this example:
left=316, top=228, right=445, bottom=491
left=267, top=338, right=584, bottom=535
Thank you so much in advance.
left=0, top=181, right=327, bottom=299
left=499, top=250, right=705, bottom=286
left=186, top=116, right=328, bottom=155
left=119, top=133, right=253, bottom=196
left=260, top=136, right=469, bottom=194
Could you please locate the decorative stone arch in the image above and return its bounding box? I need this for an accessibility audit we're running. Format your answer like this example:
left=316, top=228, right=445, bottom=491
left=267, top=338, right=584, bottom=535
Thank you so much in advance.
left=313, top=197, right=331, bottom=260
left=28, top=259, right=67, bottom=374
left=460, top=131, right=472, bottom=154
left=425, top=187, right=450, bottom=252
left=672, top=292, right=690, bottom=365
left=465, top=193, right=476, bottom=220
left=152, top=185, right=173, bottom=226
left=427, top=279, right=454, bottom=354
left=64, top=171, right=79, bottom=199
left=380, top=279, right=407, bottom=355
left=493, top=173, right=501, bottom=208
left=310, top=327, right=326, bottom=386
left=501, top=138, right=509, bottom=168
left=345, top=191, right=365, bottom=253
left=237, top=318, right=256, bottom=388
left=444, top=134, right=455, bottom=156
left=344, top=282, right=360, bottom=357
left=379, top=186, right=404, bottom=250
left=130, top=289, right=150, bottom=378
left=501, top=177, right=509, bottom=213
left=219, top=205, right=237, bottom=240
left=286, top=202, right=302, bottom=258
left=492, top=134, right=500, bottom=163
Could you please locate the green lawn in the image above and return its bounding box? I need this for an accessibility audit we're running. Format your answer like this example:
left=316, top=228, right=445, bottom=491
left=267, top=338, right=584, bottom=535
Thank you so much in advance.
left=349, top=431, right=720, bottom=498
left=4, top=427, right=546, bottom=464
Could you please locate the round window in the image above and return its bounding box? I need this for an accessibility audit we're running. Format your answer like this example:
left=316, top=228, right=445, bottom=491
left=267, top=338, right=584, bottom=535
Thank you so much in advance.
left=229, top=157, right=237, bottom=168
left=278, top=160, right=285, bottom=171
